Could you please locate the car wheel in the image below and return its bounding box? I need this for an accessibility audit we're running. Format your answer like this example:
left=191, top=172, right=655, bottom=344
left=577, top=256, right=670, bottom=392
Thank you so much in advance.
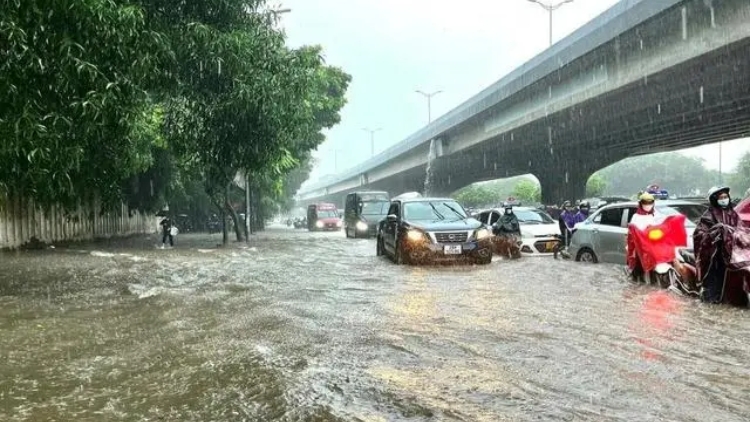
left=655, top=271, right=672, bottom=289
left=576, top=248, right=599, bottom=263
left=376, top=236, right=385, bottom=256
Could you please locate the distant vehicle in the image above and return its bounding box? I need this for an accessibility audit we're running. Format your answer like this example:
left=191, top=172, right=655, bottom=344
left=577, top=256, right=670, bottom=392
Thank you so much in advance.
left=307, top=203, right=342, bottom=231
left=646, top=185, right=669, bottom=200
left=568, top=200, right=707, bottom=264
left=475, top=206, right=561, bottom=255
left=376, top=197, right=493, bottom=265
left=344, top=191, right=390, bottom=238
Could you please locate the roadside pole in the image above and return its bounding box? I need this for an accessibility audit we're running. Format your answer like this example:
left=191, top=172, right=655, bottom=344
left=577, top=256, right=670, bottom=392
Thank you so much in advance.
left=245, top=173, right=251, bottom=241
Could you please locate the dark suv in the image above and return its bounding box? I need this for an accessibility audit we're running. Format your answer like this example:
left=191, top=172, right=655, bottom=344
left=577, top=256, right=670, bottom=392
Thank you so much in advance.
left=376, top=197, right=493, bottom=265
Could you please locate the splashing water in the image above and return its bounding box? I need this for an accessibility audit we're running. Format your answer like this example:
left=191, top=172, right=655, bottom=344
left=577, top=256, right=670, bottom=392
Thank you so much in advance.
left=423, top=139, right=436, bottom=196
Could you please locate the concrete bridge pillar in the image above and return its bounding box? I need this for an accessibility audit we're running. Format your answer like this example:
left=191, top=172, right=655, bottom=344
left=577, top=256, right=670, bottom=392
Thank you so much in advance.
left=536, top=170, right=590, bottom=206
left=533, top=147, right=628, bottom=205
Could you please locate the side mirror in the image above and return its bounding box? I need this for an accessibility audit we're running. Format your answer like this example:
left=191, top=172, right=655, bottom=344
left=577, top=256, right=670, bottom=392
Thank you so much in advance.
left=386, top=214, right=398, bottom=222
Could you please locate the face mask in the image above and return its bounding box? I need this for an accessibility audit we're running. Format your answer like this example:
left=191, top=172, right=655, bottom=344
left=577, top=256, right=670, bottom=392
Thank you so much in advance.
left=718, top=198, right=730, bottom=207
left=642, top=205, right=653, bottom=212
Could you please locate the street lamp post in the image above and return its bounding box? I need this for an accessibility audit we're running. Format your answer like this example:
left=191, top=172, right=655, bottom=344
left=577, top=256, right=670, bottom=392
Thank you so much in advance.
left=415, top=90, right=442, bottom=123
left=526, top=0, right=574, bottom=46
left=362, top=128, right=382, bottom=157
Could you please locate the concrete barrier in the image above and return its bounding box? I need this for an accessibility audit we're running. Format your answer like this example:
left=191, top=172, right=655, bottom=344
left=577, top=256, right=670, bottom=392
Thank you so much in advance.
left=0, top=195, right=157, bottom=249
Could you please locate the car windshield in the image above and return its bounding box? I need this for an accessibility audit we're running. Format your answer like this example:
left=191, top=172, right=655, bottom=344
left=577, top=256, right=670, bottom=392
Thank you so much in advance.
left=317, top=210, right=338, bottom=218
left=360, top=201, right=389, bottom=215
left=403, top=201, right=467, bottom=221
left=657, top=204, right=706, bottom=226
left=514, top=209, right=554, bottom=224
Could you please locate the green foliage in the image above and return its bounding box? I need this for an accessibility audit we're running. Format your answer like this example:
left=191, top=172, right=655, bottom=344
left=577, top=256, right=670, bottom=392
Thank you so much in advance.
left=512, top=180, right=541, bottom=203
left=453, top=185, right=502, bottom=208
left=729, top=152, right=750, bottom=197
left=596, top=153, right=720, bottom=196
left=1, top=0, right=350, bottom=238
left=0, top=0, right=172, bottom=209
left=585, top=174, right=607, bottom=197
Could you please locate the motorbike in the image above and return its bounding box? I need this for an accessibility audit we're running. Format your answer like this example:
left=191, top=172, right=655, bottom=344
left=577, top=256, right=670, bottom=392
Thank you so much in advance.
left=491, top=223, right=522, bottom=259
left=705, top=224, right=750, bottom=306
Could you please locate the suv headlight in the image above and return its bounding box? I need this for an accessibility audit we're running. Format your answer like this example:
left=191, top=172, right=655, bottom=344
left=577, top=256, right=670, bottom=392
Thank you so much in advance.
left=474, top=228, right=491, bottom=240
left=336, top=220, right=342, bottom=227
left=315, top=220, right=324, bottom=228
left=406, top=229, right=426, bottom=242
left=356, top=221, right=368, bottom=231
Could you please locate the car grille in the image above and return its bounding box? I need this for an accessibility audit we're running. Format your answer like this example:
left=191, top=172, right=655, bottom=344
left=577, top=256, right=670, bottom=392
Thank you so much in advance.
left=434, top=232, right=468, bottom=243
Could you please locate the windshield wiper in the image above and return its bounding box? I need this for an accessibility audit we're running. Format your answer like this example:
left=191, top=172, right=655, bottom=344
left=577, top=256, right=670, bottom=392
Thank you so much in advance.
left=428, top=203, right=445, bottom=220
left=442, top=203, right=465, bottom=219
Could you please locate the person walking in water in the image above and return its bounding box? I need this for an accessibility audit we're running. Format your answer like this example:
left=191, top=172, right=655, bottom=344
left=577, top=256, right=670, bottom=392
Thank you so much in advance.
left=160, top=215, right=174, bottom=248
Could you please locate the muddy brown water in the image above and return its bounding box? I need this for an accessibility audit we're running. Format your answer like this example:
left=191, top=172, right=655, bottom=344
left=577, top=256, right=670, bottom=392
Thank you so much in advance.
left=0, top=227, right=748, bottom=421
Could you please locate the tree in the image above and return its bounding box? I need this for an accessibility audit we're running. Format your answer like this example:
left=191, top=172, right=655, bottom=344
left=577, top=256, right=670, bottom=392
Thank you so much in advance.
left=597, top=153, right=718, bottom=196
left=729, top=151, right=750, bottom=197
left=453, top=185, right=502, bottom=208
left=512, top=180, right=541, bottom=203
left=0, top=0, right=172, bottom=209
left=145, top=1, right=350, bottom=243
left=586, top=174, right=607, bottom=197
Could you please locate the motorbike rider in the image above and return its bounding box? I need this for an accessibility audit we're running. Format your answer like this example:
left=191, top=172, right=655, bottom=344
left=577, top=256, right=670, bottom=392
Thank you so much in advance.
left=574, top=201, right=591, bottom=225
left=558, top=201, right=576, bottom=247
left=629, top=192, right=659, bottom=228
left=693, top=186, right=743, bottom=303
left=626, top=193, right=660, bottom=280
left=493, top=205, right=522, bottom=259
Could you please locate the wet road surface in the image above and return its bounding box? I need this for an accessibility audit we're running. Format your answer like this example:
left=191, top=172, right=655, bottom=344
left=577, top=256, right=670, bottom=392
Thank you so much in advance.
left=1, top=226, right=749, bottom=421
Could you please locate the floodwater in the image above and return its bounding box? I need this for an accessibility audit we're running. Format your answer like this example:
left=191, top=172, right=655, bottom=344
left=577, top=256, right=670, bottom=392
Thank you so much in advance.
left=1, top=226, right=749, bottom=421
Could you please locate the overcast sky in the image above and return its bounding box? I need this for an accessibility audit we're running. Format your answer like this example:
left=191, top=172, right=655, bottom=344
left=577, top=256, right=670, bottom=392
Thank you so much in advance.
left=278, top=0, right=749, bottom=188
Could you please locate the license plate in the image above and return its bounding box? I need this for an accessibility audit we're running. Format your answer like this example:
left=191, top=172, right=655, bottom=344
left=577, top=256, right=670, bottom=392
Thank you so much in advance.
left=545, top=241, right=558, bottom=252
left=444, top=245, right=463, bottom=255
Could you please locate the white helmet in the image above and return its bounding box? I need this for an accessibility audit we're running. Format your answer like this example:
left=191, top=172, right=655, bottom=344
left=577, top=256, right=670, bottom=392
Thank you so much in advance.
left=707, top=186, right=730, bottom=200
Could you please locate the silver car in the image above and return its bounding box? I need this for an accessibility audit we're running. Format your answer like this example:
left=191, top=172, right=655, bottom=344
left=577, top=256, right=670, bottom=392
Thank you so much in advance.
left=568, top=200, right=708, bottom=264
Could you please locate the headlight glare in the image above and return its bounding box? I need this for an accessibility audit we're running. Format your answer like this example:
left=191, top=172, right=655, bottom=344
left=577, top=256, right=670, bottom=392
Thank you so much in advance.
left=475, top=228, right=491, bottom=240
left=336, top=220, right=342, bottom=227
left=356, top=221, right=368, bottom=231
left=315, top=220, right=324, bottom=228
left=406, top=229, right=425, bottom=242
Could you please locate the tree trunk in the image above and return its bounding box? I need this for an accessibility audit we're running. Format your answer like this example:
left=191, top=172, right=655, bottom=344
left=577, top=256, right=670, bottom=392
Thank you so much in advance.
left=225, top=198, right=245, bottom=242
left=221, top=187, right=229, bottom=245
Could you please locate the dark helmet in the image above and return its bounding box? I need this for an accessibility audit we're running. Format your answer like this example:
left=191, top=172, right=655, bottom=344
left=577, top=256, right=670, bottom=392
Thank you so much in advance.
left=579, top=201, right=590, bottom=209
left=561, top=200, right=572, bottom=208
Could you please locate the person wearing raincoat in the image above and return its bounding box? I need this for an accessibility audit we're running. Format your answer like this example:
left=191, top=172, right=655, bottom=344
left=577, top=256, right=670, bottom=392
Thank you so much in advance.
left=574, top=201, right=591, bottom=225
left=558, top=201, right=576, bottom=247
left=160, top=215, right=174, bottom=249
left=627, top=193, right=660, bottom=279
left=493, top=205, right=522, bottom=259
left=693, top=186, right=743, bottom=303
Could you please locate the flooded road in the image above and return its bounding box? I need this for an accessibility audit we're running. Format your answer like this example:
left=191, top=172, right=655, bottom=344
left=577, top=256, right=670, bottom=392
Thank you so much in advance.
left=1, top=226, right=749, bottom=421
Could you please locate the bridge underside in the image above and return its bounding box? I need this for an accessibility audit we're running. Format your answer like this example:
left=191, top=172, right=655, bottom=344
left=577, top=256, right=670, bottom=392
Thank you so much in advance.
left=301, top=7, right=750, bottom=206
left=429, top=36, right=750, bottom=203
